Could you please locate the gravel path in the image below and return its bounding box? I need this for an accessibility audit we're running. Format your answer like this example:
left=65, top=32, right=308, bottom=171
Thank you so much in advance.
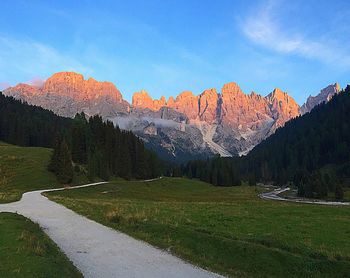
left=260, top=187, right=350, bottom=206
left=0, top=182, right=224, bottom=278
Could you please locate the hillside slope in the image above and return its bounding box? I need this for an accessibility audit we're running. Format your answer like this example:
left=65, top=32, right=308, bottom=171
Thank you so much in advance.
left=186, top=86, right=350, bottom=198
left=0, top=212, right=82, bottom=277
left=0, top=142, right=60, bottom=203
left=245, top=86, right=350, bottom=185
left=0, top=93, right=163, bottom=182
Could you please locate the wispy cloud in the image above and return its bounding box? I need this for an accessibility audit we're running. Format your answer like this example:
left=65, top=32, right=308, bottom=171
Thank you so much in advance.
left=0, top=82, right=11, bottom=90
left=241, top=0, right=350, bottom=67
left=0, top=35, right=92, bottom=85
left=27, top=77, right=46, bottom=88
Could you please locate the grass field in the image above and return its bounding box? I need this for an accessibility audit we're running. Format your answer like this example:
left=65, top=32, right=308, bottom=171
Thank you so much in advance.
left=279, top=186, right=350, bottom=201
left=0, top=142, right=88, bottom=203
left=0, top=212, right=81, bottom=277
left=46, top=177, right=350, bottom=278
left=0, top=143, right=86, bottom=276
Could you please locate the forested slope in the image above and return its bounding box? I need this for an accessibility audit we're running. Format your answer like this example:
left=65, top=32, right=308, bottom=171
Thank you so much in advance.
left=185, top=86, right=350, bottom=198
left=0, top=93, right=163, bottom=182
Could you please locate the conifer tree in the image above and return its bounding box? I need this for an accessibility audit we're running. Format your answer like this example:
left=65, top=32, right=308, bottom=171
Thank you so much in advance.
left=0, top=92, right=164, bottom=182
left=71, top=112, right=88, bottom=163
left=57, top=138, right=74, bottom=184
left=48, top=134, right=61, bottom=174
left=335, top=183, right=344, bottom=200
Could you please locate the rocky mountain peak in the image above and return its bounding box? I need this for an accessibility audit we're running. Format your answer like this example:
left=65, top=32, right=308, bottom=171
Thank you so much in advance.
left=3, top=70, right=342, bottom=160
left=266, top=88, right=299, bottom=128
left=267, top=88, right=288, bottom=101
left=4, top=71, right=128, bottom=118
left=335, top=82, right=341, bottom=92
left=42, top=71, right=123, bottom=102
left=167, top=96, right=175, bottom=107
left=4, top=83, right=40, bottom=99
left=200, top=88, right=217, bottom=96
left=221, top=82, right=244, bottom=96
left=300, top=83, right=341, bottom=114
left=198, top=88, right=218, bottom=123
left=153, top=95, right=167, bottom=110
left=132, top=91, right=167, bottom=111
left=132, top=90, right=153, bottom=109
left=49, top=71, right=84, bottom=81
left=175, top=91, right=195, bottom=101
left=168, top=91, right=199, bottom=120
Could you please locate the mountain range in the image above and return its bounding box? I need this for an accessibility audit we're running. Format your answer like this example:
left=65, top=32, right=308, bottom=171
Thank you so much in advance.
left=3, top=72, right=341, bottom=161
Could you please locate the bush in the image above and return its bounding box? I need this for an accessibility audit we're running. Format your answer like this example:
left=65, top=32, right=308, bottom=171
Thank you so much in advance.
left=335, top=184, right=344, bottom=200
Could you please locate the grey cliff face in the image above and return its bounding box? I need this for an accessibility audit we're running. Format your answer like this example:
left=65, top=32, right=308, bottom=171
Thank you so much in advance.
left=300, top=83, right=340, bottom=115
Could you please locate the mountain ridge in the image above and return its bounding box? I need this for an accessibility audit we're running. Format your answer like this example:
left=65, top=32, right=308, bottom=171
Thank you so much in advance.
left=3, top=72, right=341, bottom=161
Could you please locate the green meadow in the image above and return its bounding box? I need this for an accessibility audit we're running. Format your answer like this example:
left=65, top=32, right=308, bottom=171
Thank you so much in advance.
left=0, top=142, right=87, bottom=203
left=0, top=143, right=84, bottom=276
left=1, top=142, right=349, bottom=277
left=46, top=177, right=350, bottom=278
left=0, top=142, right=59, bottom=203
left=0, top=212, right=81, bottom=277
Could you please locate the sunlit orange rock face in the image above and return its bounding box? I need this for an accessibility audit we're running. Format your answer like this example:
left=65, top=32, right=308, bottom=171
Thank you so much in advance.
left=169, top=91, right=199, bottom=120
left=132, top=90, right=166, bottom=111
left=131, top=81, right=299, bottom=129
left=167, top=96, right=175, bottom=107
left=3, top=71, right=341, bottom=159
left=6, top=72, right=124, bottom=103
left=220, top=84, right=299, bottom=130
left=4, top=83, right=39, bottom=98
left=198, top=88, right=218, bottom=123
left=132, top=90, right=201, bottom=120
left=5, top=72, right=300, bottom=131
left=43, top=72, right=123, bottom=102
left=221, top=82, right=264, bottom=129
left=266, top=88, right=300, bottom=128
left=4, top=72, right=128, bottom=117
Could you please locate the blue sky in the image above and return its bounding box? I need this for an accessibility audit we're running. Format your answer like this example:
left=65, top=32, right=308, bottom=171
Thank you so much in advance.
left=1, top=0, right=350, bottom=104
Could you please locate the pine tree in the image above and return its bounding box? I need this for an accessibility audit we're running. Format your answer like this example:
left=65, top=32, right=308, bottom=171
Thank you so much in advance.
left=48, top=134, right=61, bottom=174
left=135, top=143, right=148, bottom=179
left=71, top=113, right=88, bottom=164
left=119, top=144, right=132, bottom=180
left=312, top=171, right=328, bottom=198
left=211, top=167, right=218, bottom=186
left=88, top=152, right=98, bottom=181
left=57, top=138, right=74, bottom=184
left=335, top=183, right=344, bottom=200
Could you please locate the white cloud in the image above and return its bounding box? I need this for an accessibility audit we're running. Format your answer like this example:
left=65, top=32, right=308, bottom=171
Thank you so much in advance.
left=241, top=0, right=350, bottom=67
left=0, top=82, right=10, bottom=90
left=0, top=35, right=93, bottom=85
left=27, top=77, right=46, bottom=88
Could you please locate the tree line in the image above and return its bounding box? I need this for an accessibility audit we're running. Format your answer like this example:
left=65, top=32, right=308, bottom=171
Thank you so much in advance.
left=0, top=93, right=163, bottom=183
left=0, top=93, right=71, bottom=146
left=58, top=113, right=162, bottom=182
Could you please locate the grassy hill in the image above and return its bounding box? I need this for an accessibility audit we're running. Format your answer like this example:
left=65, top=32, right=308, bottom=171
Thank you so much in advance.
left=0, top=142, right=60, bottom=203
left=0, top=142, right=86, bottom=276
left=46, top=177, right=350, bottom=278
left=0, top=142, right=88, bottom=203
left=0, top=212, right=81, bottom=277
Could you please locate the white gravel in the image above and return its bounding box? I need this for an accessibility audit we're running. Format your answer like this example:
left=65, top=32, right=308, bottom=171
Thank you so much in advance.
left=0, top=182, right=224, bottom=278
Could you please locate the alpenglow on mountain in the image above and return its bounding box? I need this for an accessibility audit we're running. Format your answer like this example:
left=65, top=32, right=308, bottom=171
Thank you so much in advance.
left=3, top=72, right=341, bottom=161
